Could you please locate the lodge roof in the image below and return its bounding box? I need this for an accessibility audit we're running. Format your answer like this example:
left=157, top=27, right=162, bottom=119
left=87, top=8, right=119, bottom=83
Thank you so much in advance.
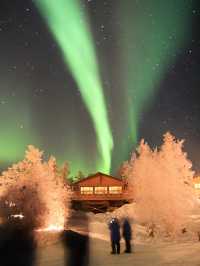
left=73, top=171, right=122, bottom=185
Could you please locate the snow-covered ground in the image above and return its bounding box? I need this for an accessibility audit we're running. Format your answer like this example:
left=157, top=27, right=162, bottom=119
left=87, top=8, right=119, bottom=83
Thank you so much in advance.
left=36, top=202, right=200, bottom=266
left=2, top=202, right=200, bottom=265
left=37, top=236, right=200, bottom=266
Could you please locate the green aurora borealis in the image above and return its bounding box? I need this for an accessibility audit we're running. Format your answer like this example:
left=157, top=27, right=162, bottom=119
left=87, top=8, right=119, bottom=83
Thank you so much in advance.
left=111, top=0, right=192, bottom=170
left=35, top=0, right=113, bottom=174
left=0, top=86, right=36, bottom=163
left=0, top=0, right=194, bottom=177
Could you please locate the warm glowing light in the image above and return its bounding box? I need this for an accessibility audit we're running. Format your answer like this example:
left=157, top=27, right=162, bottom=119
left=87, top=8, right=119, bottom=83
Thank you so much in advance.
left=10, top=214, right=24, bottom=219
left=94, top=186, right=108, bottom=194
left=109, top=186, right=122, bottom=194
left=194, top=183, right=200, bottom=189
left=36, top=224, right=64, bottom=232
left=80, top=186, right=93, bottom=194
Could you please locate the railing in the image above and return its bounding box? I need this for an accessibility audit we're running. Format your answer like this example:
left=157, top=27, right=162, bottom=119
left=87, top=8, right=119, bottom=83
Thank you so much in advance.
left=72, top=190, right=133, bottom=201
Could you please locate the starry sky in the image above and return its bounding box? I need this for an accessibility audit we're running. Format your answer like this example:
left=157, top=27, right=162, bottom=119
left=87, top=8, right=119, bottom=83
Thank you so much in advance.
left=0, top=0, right=200, bottom=177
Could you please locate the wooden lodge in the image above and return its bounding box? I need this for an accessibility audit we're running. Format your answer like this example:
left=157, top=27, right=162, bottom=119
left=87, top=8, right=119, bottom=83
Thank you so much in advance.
left=70, top=172, right=133, bottom=212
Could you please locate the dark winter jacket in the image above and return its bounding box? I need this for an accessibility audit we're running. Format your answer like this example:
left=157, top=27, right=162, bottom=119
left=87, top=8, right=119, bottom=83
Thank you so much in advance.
left=109, top=218, right=120, bottom=242
left=122, top=219, right=132, bottom=240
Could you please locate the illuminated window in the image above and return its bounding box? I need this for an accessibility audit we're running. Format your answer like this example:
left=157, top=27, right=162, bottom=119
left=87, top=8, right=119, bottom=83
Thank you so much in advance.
left=80, top=187, right=93, bottom=194
left=195, top=183, right=200, bottom=189
left=94, top=186, right=107, bottom=194
left=109, top=186, right=122, bottom=194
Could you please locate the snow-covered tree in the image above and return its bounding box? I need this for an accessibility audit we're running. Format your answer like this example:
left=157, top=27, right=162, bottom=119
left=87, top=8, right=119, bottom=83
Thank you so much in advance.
left=125, top=132, right=195, bottom=236
left=160, top=132, right=194, bottom=185
left=0, top=145, right=70, bottom=229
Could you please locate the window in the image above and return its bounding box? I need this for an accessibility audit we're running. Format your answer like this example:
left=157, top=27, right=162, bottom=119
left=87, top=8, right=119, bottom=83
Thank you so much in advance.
left=195, top=183, right=200, bottom=189
left=109, top=186, right=122, bottom=194
left=94, top=186, right=107, bottom=194
left=80, top=187, right=93, bottom=194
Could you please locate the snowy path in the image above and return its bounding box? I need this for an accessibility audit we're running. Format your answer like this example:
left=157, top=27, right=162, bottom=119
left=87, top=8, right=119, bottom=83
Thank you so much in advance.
left=37, top=238, right=200, bottom=266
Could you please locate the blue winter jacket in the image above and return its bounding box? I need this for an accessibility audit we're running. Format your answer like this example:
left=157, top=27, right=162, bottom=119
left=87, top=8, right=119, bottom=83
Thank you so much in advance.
left=109, top=219, right=120, bottom=242
left=122, top=219, right=132, bottom=240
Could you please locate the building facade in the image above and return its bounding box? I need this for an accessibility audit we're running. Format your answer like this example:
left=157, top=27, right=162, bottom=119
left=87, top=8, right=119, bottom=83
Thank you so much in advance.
left=71, top=172, right=133, bottom=212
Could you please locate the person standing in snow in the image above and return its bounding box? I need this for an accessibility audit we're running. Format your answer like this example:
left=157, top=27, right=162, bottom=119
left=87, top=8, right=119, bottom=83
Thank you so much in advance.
left=108, top=217, right=121, bottom=254
left=122, top=218, right=132, bottom=253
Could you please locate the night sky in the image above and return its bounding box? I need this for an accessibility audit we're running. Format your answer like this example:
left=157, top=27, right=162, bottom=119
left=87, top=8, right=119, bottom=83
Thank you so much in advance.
left=0, top=0, right=200, bottom=177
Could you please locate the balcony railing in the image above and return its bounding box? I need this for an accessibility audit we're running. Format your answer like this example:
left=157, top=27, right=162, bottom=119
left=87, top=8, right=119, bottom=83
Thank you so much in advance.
left=72, top=190, right=133, bottom=201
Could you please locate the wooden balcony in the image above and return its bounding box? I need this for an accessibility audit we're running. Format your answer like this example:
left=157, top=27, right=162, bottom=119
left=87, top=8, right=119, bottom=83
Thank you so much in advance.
left=71, top=190, right=133, bottom=201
